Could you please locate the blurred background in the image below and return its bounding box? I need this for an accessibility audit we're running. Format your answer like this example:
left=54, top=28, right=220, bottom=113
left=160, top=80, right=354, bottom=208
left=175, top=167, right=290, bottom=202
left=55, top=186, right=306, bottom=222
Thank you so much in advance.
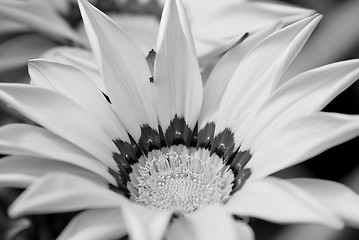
left=1, top=0, right=359, bottom=239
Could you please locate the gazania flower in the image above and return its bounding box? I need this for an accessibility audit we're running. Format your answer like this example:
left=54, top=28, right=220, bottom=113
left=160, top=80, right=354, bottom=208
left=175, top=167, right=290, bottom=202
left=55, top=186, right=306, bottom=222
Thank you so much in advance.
left=1, top=0, right=359, bottom=239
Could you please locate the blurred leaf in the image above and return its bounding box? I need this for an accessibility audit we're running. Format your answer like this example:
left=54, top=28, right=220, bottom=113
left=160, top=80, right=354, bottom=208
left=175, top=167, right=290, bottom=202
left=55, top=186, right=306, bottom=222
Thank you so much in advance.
left=0, top=218, right=30, bottom=240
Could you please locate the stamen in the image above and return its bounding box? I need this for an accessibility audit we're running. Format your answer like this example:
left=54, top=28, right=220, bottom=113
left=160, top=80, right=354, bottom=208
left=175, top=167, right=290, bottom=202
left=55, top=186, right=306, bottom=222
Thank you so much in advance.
left=134, top=151, right=225, bottom=214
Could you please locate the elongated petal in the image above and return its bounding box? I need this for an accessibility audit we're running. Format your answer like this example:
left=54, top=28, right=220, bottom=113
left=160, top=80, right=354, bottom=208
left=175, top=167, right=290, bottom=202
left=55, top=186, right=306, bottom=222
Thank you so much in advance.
left=213, top=15, right=320, bottom=146
left=39, top=46, right=105, bottom=92
left=232, top=16, right=320, bottom=142
left=226, top=177, right=343, bottom=228
left=0, top=155, right=107, bottom=188
left=121, top=202, right=173, bottom=240
left=8, top=173, right=127, bottom=218
left=248, top=112, right=359, bottom=179
left=167, top=204, right=253, bottom=240
left=289, top=178, right=359, bottom=228
left=78, top=0, right=158, bottom=139
left=199, top=23, right=281, bottom=127
left=0, top=84, right=118, bottom=170
left=0, top=0, right=84, bottom=45
left=0, top=123, right=115, bottom=184
left=154, top=0, right=203, bottom=130
left=243, top=59, right=359, bottom=150
left=29, top=59, right=129, bottom=141
left=58, top=208, right=127, bottom=240
left=0, top=34, right=56, bottom=72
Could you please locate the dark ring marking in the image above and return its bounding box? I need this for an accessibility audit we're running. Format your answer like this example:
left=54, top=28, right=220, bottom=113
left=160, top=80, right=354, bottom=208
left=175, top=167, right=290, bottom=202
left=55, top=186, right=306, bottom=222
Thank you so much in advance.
left=210, top=128, right=235, bottom=159
left=164, top=115, right=195, bottom=147
left=197, top=122, right=215, bottom=150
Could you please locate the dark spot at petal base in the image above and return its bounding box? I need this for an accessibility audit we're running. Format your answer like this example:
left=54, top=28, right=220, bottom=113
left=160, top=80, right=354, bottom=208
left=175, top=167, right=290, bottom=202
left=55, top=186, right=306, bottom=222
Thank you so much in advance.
left=165, top=115, right=196, bottom=147
left=197, top=122, right=215, bottom=150
left=231, top=168, right=252, bottom=194
left=113, top=136, right=142, bottom=166
left=108, top=168, right=129, bottom=186
left=210, top=128, right=235, bottom=159
left=190, top=123, right=198, bottom=147
left=226, top=150, right=252, bottom=174
left=108, top=168, right=131, bottom=198
left=138, top=124, right=163, bottom=155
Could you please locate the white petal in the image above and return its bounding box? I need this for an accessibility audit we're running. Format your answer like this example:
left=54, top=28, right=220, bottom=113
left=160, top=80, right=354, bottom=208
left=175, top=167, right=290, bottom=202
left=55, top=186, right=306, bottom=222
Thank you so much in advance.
left=226, top=177, right=343, bottom=228
left=157, top=0, right=196, bottom=54
left=58, top=208, right=127, bottom=240
left=39, top=46, right=105, bottom=93
left=121, top=202, right=173, bottom=240
left=199, top=22, right=281, bottom=127
left=0, top=84, right=118, bottom=170
left=0, top=34, right=56, bottom=72
left=213, top=14, right=321, bottom=146
left=154, top=0, right=203, bottom=130
left=248, top=112, right=359, bottom=179
left=289, top=178, right=359, bottom=228
left=29, top=59, right=129, bottom=142
left=0, top=123, right=115, bottom=184
left=243, top=59, right=359, bottom=150
left=0, top=0, right=84, bottom=45
left=167, top=204, right=253, bottom=240
left=0, top=155, right=107, bottom=188
left=78, top=0, right=158, bottom=139
left=9, top=173, right=127, bottom=218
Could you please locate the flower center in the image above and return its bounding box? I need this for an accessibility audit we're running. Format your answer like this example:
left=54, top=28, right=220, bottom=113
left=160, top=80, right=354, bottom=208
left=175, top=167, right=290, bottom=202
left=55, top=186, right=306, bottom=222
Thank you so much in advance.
left=133, top=151, right=225, bottom=214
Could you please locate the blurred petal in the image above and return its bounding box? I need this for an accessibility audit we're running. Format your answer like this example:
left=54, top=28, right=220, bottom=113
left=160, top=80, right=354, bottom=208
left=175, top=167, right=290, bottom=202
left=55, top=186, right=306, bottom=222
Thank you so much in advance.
left=0, top=34, right=56, bottom=72
left=289, top=178, right=359, bottom=228
left=0, top=18, right=27, bottom=35
left=0, top=218, right=31, bottom=240
left=110, top=14, right=159, bottom=54
left=167, top=204, right=253, bottom=240
left=226, top=177, right=343, bottom=228
left=78, top=0, right=158, bottom=140
left=248, top=112, right=359, bottom=179
left=154, top=0, right=202, bottom=130
left=0, top=155, right=107, bottom=188
left=8, top=173, right=127, bottom=218
left=0, top=0, right=84, bottom=45
left=58, top=208, right=127, bottom=240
